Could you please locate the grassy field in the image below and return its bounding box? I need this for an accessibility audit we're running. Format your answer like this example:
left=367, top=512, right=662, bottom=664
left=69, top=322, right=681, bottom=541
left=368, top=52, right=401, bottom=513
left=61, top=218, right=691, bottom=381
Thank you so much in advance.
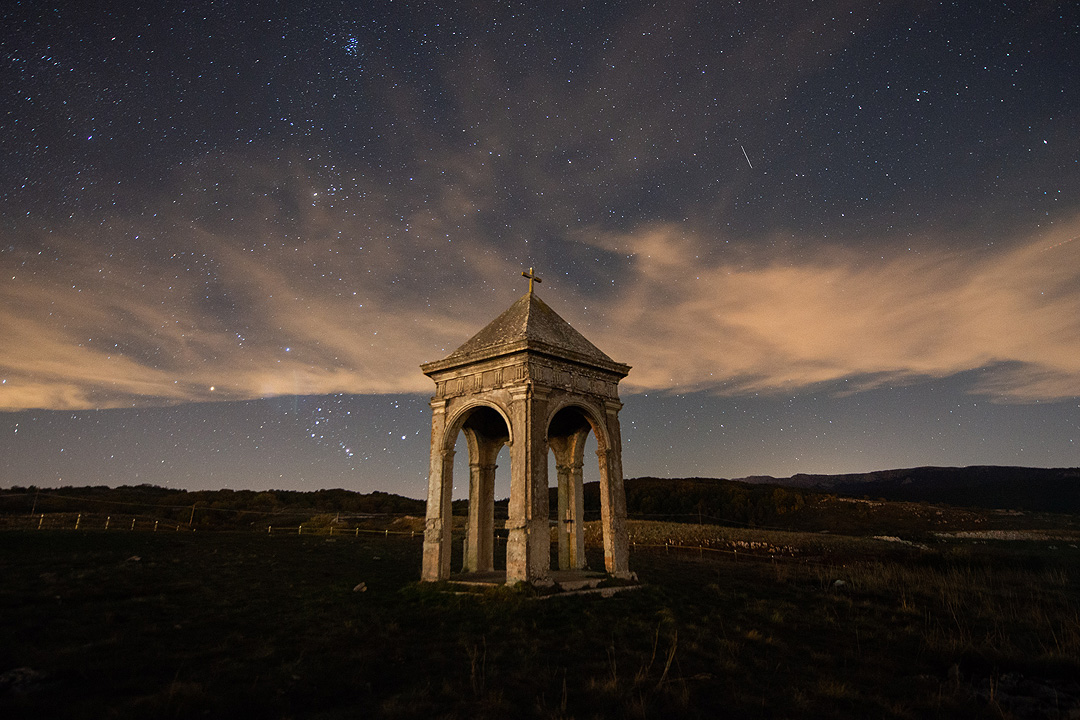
left=2, top=524, right=1079, bottom=719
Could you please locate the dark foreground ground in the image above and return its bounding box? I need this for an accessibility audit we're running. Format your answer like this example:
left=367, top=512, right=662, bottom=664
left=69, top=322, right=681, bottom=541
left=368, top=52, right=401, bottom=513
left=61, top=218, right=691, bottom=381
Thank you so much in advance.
left=2, top=525, right=1079, bottom=719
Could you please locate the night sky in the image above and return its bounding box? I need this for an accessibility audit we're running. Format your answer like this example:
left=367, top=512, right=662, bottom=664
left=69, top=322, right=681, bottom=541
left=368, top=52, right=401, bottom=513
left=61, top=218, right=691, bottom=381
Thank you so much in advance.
left=2, top=1, right=1078, bottom=499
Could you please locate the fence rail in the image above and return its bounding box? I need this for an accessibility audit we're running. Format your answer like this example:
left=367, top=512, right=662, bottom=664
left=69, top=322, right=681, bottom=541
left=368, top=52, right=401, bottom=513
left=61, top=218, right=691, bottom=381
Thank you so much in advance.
left=3, top=512, right=791, bottom=550
left=271, top=524, right=421, bottom=538
left=3, top=513, right=870, bottom=578
left=1, top=513, right=192, bottom=532
left=0, top=512, right=430, bottom=539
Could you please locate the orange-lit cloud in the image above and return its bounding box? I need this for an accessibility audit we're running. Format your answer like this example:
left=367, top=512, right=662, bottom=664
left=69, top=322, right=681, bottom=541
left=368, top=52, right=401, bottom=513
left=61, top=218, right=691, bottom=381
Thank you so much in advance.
left=580, top=220, right=1080, bottom=402
left=4, top=208, right=1078, bottom=410
left=0, top=231, right=488, bottom=410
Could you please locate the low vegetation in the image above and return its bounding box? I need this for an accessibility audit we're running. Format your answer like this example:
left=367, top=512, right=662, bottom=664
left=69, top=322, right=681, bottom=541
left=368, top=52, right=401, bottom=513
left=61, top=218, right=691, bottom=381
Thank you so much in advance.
left=6, top=476, right=1078, bottom=537
left=2, top=513, right=1079, bottom=718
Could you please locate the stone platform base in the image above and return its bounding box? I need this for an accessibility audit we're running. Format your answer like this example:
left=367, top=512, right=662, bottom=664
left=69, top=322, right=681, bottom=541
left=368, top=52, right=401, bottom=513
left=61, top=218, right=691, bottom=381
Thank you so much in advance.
left=446, top=569, right=640, bottom=597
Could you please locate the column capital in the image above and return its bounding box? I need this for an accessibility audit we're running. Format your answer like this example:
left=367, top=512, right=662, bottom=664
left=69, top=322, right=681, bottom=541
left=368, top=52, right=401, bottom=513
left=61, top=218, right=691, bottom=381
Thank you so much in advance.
left=603, top=399, right=623, bottom=414
left=509, top=383, right=552, bottom=402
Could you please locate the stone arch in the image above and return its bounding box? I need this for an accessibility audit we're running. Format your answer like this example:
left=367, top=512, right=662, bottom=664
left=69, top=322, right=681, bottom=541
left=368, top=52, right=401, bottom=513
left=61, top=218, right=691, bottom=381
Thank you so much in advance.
left=443, top=400, right=514, bottom=455
left=546, top=398, right=610, bottom=448
left=446, top=402, right=511, bottom=574
left=546, top=401, right=628, bottom=575
left=420, top=399, right=513, bottom=581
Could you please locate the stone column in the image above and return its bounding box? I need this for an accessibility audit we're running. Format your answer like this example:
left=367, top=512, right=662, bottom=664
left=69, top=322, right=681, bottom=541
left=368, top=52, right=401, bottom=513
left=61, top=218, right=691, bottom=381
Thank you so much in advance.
left=505, top=389, right=529, bottom=583
left=555, top=462, right=572, bottom=570
left=506, top=386, right=551, bottom=585
left=597, top=401, right=630, bottom=577
left=556, top=459, right=586, bottom=570
left=568, top=460, right=586, bottom=570
left=526, top=388, right=551, bottom=584
left=463, top=459, right=496, bottom=573
left=422, top=400, right=453, bottom=581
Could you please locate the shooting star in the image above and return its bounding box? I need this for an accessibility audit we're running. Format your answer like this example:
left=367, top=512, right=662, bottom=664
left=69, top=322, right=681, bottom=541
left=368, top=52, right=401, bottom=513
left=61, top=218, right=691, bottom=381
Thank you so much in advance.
left=1042, top=235, right=1080, bottom=252
left=740, top=145, right=754, bottom=169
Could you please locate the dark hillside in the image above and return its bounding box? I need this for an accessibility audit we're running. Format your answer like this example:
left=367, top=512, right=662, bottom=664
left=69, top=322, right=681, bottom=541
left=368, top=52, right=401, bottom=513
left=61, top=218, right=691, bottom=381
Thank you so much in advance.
left=740, top=466, right=1080, bottom=513
left=0, top=485, right=425, bottom=530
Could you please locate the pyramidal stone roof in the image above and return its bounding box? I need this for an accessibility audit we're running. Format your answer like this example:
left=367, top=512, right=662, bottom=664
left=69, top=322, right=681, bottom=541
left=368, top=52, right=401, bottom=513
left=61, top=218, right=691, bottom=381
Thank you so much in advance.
left=421, top=292, right=630, bottom=377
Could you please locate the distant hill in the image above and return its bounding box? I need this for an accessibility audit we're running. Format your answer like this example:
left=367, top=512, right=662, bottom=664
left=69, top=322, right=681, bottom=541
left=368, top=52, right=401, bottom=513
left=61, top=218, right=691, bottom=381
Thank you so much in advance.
left=512, top=466, right=1080, bottom=529
left=553, top=476, right=814, bottom=529
left=0, top=484, right=425, bottom=529
left=5, top=465, right=1077, bottom=536
left=736, top=465, right=1080, bottom=514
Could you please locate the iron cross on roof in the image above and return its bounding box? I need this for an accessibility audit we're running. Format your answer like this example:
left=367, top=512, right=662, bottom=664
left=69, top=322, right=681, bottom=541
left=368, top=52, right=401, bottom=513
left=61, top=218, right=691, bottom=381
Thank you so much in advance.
left=521, top=267, right=542, bottom=294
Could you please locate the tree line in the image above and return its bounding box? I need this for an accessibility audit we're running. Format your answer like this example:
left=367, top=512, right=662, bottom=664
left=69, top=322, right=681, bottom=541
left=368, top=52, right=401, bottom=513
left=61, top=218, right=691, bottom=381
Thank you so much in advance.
left=2, top=478, right=808, bottom=530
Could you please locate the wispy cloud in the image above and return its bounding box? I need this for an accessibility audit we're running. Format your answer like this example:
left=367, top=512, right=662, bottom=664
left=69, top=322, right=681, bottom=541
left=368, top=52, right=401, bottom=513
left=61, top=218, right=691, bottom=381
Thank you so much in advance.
left=4, top=200, right=1077, bottom=410
left=0, top=228, right=484, bottom=410
left=582, top=220, right=1080, bottom=402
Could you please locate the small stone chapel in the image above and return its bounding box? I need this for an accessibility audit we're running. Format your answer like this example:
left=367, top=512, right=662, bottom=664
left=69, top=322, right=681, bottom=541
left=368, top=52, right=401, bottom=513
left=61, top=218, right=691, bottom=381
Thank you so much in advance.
left=419, top=271, right=633, bottom=585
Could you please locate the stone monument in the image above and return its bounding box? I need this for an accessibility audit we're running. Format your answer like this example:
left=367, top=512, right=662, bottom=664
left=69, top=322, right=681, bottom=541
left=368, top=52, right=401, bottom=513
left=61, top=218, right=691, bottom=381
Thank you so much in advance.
left=420, top=270, right=633, bottom=585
